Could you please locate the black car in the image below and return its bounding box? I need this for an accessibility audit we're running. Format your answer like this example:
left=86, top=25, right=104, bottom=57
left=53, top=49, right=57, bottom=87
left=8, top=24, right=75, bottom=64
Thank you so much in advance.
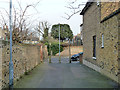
left=71, top=53, right=80, bottom=61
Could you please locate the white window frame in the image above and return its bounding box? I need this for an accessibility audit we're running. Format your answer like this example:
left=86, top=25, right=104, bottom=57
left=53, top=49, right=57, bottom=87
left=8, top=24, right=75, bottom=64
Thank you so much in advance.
left=97, top=0, right=100, bottom=6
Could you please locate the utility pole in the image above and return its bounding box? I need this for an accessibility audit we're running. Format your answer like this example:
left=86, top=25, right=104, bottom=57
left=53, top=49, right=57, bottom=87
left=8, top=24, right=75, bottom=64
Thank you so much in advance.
left=59, top=23, right=61, bottom=63
left=9, top=0, right=14, bottom=89
left=69, top=39, right=71, bottom=63
left=49, top=43, right=51, bottom=63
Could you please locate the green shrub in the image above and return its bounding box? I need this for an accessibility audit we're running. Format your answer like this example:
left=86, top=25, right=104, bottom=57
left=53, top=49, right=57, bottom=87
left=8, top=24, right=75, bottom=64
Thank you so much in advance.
left=51, top=43, right=63, bottom=56
left=45, top=43, right=63, bottom=56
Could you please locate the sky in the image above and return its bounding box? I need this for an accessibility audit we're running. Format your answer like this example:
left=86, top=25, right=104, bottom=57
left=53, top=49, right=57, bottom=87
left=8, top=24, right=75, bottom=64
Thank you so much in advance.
left=0, top=0, right=88, bottom=35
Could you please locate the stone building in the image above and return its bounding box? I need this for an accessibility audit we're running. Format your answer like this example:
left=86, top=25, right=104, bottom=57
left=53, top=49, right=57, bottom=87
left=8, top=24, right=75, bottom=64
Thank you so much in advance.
left=80, top=1, right=120, bottom=84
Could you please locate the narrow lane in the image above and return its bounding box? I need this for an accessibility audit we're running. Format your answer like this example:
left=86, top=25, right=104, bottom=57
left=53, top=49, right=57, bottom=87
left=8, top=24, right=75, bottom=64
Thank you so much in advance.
left=14, top=57, right=118, bottom=88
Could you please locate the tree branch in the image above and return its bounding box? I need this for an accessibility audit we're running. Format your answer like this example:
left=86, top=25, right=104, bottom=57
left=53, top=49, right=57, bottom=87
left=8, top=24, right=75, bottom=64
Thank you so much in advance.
left=64, top=0, right=86, bottom=20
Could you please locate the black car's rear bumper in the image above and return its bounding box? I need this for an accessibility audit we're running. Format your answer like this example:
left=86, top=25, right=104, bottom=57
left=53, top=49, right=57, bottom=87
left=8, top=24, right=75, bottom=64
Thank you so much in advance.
left=71, top=57, right=78, bottom=61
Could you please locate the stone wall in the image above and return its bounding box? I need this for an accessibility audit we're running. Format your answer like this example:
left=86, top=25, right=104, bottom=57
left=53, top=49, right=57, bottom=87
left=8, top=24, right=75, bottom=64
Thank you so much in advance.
left=82, top=2, right=120, bottom=83
left=0, top=41, right=48, bottom=89
left=82, top=2, right=101, bottom=65
left=118, top=9, right=120, bottom=84
left=101, top=2, right=119, bottom=20
left=99, top=2, right=119, bottom=83
left=98, top=14, right=119, bottom=82
left=117, top=7, right=120, bottom=84
left=43, top=45, right=48, bottom=59
left=56, top=46, right=83, bottom=56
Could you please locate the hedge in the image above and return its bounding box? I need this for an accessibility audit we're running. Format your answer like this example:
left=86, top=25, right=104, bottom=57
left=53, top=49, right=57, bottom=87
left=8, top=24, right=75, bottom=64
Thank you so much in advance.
left=45, top=42, right=63, bottom=56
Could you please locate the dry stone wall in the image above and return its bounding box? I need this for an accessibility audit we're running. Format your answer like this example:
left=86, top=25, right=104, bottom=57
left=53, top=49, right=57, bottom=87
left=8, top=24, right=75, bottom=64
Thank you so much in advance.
left=0, top=41, right=47, bottom=89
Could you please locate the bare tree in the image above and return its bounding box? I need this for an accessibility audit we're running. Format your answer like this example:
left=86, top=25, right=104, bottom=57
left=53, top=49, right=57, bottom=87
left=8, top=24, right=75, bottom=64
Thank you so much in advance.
left=64, top=0, right=86, bottom=20
left=0, top=0, right=40, bottom=43
left=34, top=21, right=51, bottom=41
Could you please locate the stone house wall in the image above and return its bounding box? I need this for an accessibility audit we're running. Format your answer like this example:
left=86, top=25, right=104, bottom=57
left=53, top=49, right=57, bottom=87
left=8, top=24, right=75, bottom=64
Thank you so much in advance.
left=81, top=2, right=120, bottom=83
left=118, top=12, right=120, bottom=84
left=101, top=2, right=119, bottom=20
left=97, top=14, right=119, bottom=82
left=82, top=2, right=101, bottom=65
left=0, top=41, right=48, bottom=89
left=98, top=2, right=120, bottom=83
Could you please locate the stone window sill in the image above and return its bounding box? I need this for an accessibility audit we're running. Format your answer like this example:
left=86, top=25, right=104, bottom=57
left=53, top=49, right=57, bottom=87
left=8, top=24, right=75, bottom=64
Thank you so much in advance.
left=92, top=57, right=96, bottom=60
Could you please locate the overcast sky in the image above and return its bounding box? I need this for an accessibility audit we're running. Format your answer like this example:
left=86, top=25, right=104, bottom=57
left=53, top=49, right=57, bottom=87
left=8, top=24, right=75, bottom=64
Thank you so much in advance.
left=0, top=0, right=88, bottom=35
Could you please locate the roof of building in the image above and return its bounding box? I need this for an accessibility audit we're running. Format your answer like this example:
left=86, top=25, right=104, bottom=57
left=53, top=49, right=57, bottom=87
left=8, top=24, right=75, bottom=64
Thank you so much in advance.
left=80, top=0, right=94, bottom=15
left=32, top=37, right=39, bottom=41
left=73, top=33, right=81, bottom=40
left=26, top=36, right=39, bottom=41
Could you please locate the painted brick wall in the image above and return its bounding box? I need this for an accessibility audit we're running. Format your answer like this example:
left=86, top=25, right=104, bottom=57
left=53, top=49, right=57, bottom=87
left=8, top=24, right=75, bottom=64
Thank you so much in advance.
left=0, top=42, right=47, bottom=88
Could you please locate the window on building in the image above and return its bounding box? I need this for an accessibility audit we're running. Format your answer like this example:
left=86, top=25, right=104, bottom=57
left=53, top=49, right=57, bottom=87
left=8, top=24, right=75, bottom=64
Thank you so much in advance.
left=97, top=0, right=100, bottom=6
left=93, top=35, right=96, bottom=59
left=102, top=34, right=104, bottom=48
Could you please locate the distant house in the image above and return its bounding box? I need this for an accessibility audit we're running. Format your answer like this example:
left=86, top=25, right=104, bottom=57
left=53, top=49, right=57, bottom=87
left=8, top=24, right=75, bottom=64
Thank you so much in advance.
left=72, top=33, right=83, bottom=46
left=31, top=37, right=39, bottom=44
left=80, top=1, right=120, bottom=84
left=23, top=33, right=39, bottom=44
left=80, top=24, right=83, bottom=44
left=0, top=24, right=9, bottom=41
left=23, top=37, right=39, bottom=44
